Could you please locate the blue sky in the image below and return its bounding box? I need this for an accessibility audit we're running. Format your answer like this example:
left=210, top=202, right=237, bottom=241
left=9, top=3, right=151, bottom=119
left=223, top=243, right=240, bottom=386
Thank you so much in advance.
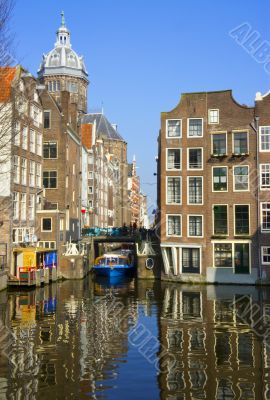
left=11, top=0, right=270, bottom=210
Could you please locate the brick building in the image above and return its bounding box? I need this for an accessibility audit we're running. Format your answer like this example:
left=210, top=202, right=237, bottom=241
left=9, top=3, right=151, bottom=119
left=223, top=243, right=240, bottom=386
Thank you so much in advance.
left=0, top=66, right=43, bottom=279
left=36, top=13, right=88, bottom=258
left=158, top=89, right=270, bottom=284
left=128, top=156, right=140, bottom=225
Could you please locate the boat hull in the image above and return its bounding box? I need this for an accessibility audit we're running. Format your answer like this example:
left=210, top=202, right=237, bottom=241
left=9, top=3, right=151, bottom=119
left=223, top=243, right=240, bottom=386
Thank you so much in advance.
left=93, top=265, right=135, bottom=277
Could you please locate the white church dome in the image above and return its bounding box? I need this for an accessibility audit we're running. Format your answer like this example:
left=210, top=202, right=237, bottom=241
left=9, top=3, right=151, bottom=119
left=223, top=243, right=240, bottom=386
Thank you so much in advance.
left=38, top=12, right=88, bottom=82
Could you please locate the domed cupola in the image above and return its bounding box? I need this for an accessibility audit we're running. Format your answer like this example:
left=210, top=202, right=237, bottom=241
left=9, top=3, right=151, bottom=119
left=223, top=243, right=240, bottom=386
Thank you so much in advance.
left=38, top=12, right=88, bottom=83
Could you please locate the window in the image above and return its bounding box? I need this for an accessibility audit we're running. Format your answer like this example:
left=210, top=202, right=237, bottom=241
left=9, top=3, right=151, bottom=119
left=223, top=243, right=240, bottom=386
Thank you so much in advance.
left=213, top=205, right=228, bottom=235
left=188, top=148, right=203, bottom=169
left=212, top=133, right=227, bottom=155
left=167, top=177, right=181, bottom=204
left=29, top=161, right=35, bottom=187
left=89, top=186, right=93, bottom=194
left=42, top=218, right=52, bottom=232
left=89, top=171, right=93, bottom=179
left=21, top=158, right=27, bottom=185
left=167, top=215, right=181, bottom=236
left=36, top=133, right=42, bottom=156
left=233, top=166, right=249, bottom=191
left=13, top=156, right=20, bottom=184
left=38, top=241, right=56, bottom=249
left=36, top=163, right=41, bottom=187
left=233, top=132, right=248, bottom=154
left=182, top=248, right=200, bottom=272
left=43, top=142, right=57, bottom=159
left=30, top=129, right=35, bottom=153
left=31, top=106, right=42, bottom=127
left=188, top=177, right=203, bottom=204
left=188, top=215, right=203, bottom=237
left=14, top=122, right=20, bottom=146
left=261, top=203, right=270, bottom=232
left=60, top=218, right=64, bottom=231
left=260, top=126, right=270, bottom=151
left=21, top=193, right=26, bottom=220
left=214, top=243, right=232, bottom=268
left=13, top=192, right=19, bottom=219
left=44, top=111, right=51, bottom=129
left=67, top=82, right=78, bottom=93
left=29, top=194, right=35, bottom=221
left=22, top=126, right=28, bottom=150
left=188, top=118, right=203, bottom=137
left=235, top=205, right=249, bottom=235
left=260, top=164, right=270, bottom=190
left=167, top=149, right=181, bottom=170
left=209, top=109, right=219, bottom=124
left=213, top=167, right=227, bottom=191
left=43, top=171, right=57, bottom=188
left=166, top=119, right=182, bottom=138
left=262, top=247, right=270, bottom=264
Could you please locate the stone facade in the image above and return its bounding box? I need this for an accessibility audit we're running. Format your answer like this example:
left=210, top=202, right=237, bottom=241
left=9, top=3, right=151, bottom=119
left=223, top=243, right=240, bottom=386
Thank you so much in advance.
left=158, top=89, right=270, bottom=284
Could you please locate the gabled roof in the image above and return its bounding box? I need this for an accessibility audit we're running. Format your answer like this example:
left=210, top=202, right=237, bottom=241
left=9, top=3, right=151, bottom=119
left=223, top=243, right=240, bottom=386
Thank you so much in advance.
left=0, top=67, right=16, bottom=102
left=81, top=113, right=125, bottom=141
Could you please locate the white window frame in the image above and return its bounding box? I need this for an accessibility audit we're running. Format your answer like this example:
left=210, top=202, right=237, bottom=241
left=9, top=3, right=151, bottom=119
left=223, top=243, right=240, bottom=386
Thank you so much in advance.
left=166, top=119, right=182, bottom=139
left=36, top=132, right=42, bottom=156
left=233, top=165, right=250, bottom=192
left=261, top=246, right=270, bottom=265
left=187, top=147, right=203, bottom=171
left=212, top=240, right=251, bottom=273
left=233, top=204, right=250, bottom=236
left=188, top=215, right=204, bottom=238
left=260, top=164, right=270, bottom=190
left=211, top=132, right=227, bottom=156
left=14, top=122, right=20, bottom=146
left=21, top=158, right=27, bottom=186
left=21, top=193, right=27, bottom=221
left=43, top=141, right=58, bottom=159
left=208, top=109, right=219, bottom=125
left=259, top=126, right=270, bottom=152
left=29, top=129, right=36, bottom=153
left=212, top=166, right=228, bottom=193
left=13, top=192, right=19, bottom=220
left=187, top=176, right=203, bottom=205
left=232, top=130, right=249, bottom=155
left=212, top=204, right=229, bottom=237
left=29, top=161, right=35, bottom=187
left=180, top=246, right=202, bottom=275
left=166, top=176, right=182, bottom=205
left=13, top=155, right=20, bottom=184
left=22, top=126, right=28, bottom=150
left=166, top=148, right=182, bottom=171
left=261, top=202, right=270, bottom=232
left=44, top=110, right=51, bottom=129
left=29, top=194, right=35, bottom=221
left=187, top=118, right=204, bottom=138
left=41, top=217, right=53, bottom=232
left=36, top=163, right=41, bottom=188
left=166, top=214, right=182, bottom=237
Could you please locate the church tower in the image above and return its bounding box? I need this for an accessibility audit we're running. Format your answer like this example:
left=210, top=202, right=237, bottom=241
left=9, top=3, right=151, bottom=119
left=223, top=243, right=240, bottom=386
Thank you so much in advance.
left=38, top=12, right=88, bottom=113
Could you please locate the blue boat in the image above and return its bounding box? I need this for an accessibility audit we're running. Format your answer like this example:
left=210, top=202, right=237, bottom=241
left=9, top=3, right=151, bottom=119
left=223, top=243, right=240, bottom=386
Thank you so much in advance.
left=93, top=253, right=135, bottom=277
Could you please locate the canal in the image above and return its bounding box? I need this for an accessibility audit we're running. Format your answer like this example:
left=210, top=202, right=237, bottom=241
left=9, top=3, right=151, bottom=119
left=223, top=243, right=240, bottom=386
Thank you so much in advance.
left=0, top=277, right=269, bottom=399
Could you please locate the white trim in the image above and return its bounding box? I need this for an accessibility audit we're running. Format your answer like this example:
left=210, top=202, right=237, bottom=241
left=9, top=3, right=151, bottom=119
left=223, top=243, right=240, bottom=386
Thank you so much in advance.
left=208, top=109, right=219, bottom=125
left=212, top=241, right=251, bottom=274
left=43, top=140, right=58, bottom=159
left=187, top=147, right=203, bottom=171
left=261, top=246, right=270, bottom=265
left=211, top=131, right=227, bottom=156
left=260, top=202, right=270, bottom=232
left=233, top=165, right=250, bottom=192
left=259, top=126, right=270, bottom=152
left=187, top=118, right=203, bottom=138
left=212, top=204, right=229, bottom=236
left=166, top=148, right=182, bottom=171
left=179, top=246, right=202, bottom=274
left=232, top=130, right=249, bottom=155
left=166, top=119, right=182, bottom=139
left=41, top=217, right=52, bottom=232
left=233, top=204, right=250, bottom=236
left=166, top=176, right=182, bottom=205
left=187, top=214, right=204, bottom=238
left=187, top=176, right=203, bottom=205
left=166, top=214, right=182, bottom=238
left=44, top=110, right=51, bottom=129
left=260, top=163, right=270, bottom=191
left=212, top=166, right=228, bottom=193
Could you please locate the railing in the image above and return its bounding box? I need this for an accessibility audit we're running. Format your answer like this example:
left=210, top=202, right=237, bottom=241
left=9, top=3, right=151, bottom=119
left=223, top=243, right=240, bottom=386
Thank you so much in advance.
left=81, top=227, right=157, bottom=241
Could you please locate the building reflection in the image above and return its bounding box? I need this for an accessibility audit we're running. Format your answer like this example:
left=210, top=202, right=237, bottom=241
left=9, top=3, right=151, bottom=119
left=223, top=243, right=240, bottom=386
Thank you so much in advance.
left=0, top=278, right=138, bottom=399
left=158, top=284, right=270, bottom=400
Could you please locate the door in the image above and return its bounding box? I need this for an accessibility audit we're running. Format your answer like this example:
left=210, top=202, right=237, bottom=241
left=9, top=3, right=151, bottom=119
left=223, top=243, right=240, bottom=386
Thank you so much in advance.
left=182, top=248, right=200, bottom=274
left=234, top=243, right=250, bottom=274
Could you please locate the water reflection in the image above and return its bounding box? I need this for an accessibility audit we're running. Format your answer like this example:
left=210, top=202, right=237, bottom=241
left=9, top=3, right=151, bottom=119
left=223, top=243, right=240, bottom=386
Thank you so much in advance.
left=0, top=280, right=269, bottom=399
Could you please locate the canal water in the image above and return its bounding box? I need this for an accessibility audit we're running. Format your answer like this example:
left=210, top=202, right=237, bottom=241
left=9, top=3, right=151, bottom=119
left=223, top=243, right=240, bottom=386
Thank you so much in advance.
left=0, top=277, right=269, bottom=399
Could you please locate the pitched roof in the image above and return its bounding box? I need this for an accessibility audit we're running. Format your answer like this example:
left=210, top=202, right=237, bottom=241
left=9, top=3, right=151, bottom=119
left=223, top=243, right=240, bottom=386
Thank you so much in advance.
left=0, top=67, right=16, bottom=102
left=81, top=113, right=125, bottom=141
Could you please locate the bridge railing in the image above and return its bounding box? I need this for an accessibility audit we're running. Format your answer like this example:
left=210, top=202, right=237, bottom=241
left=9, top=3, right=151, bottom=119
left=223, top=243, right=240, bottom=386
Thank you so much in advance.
left=81, top=227, right=157, bottom=241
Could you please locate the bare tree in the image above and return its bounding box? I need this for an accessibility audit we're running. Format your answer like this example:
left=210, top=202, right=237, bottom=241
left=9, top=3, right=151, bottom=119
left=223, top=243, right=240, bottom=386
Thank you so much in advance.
left=0, top=0, right=15, bottom=67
